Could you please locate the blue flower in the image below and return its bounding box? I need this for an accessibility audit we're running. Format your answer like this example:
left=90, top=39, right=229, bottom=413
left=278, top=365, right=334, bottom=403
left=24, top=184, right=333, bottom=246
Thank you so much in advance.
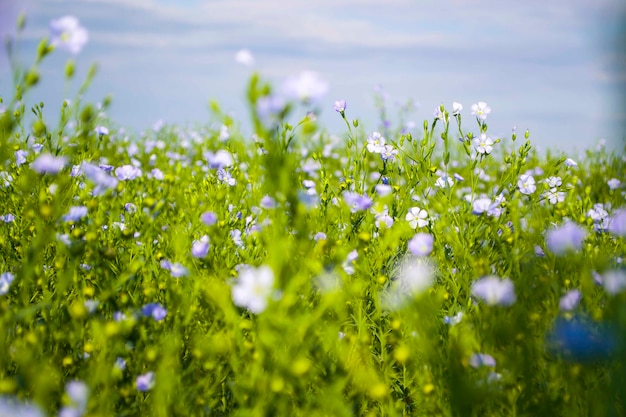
left=0, top=272, right=15, bottom=296
left=547, top=317, right=615, bottom=362
left=136, top=372, right=155, bottom=392
left=471, top=276, right=516, bottom=307
left=545, top=221, right=586, bottom=255
left=408, top=233, right=434, bottom=257
left=342, top=191, right=373, bottom=212
left=141, top=303, right=167, bottom=321
left=63, top=206, right=88, bottom=223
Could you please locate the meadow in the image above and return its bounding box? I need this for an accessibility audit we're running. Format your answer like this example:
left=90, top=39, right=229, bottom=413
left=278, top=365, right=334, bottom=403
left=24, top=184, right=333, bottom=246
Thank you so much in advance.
left=1, top=15, right=626, bottom=417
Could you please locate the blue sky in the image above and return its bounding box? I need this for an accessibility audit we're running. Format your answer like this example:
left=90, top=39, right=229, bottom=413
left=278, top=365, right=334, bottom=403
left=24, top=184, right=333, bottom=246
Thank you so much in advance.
left=1, top=0, right=625, bottom=152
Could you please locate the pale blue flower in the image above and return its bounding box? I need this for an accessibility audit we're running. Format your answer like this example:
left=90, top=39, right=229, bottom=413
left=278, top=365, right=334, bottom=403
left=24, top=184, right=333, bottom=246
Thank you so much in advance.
left=63, top=206, right=88, bottom=222
left=607, top=178, right=621, bottom=190
left=408, top=233, right=433, bottom=257
left=191, top=236, right=210, bottom=258
left=343, top=191, right=373, bottom=212
left=559, top=289, right=581, bottom=311
left=31, top=154, right=67, bottom=174
left=50, top=16, right=88, bottom=55
left=444, top=311, right=463, bottom=326
left=333, top=100, right=346, bottom=113
left=141, top=303, right=167, bottom=321
left=136, top=372, right=155, bottom=392
left=206, top=150, right=233, bottom=169
left=469, top=353, right=496, bottom=368
left=0, top=272, right=15, bottom=295
left=0, top=396, right=44, bottom=417
left=94, top=126, right=108, bottom=136
left=545, top=221, right=586, bottom=255
left=471, top=276, right=516, bottom=306
left=517, top=174, right=536, bottom=195
left=366, top=132, right=386, bottom=153
left=313, top=232, right=327, bottom=241
left=601, top=270, right=626, bottom=295
left=201, top=211, right=217, bottom=226
left=115, top=165, right=142, bottom=180
left=608, top=209, right=626, bottom=236
left=473, top=133, right=494, bottom=154
left=15, top=150, right=27, bottom=166
left=452, top=102, right=463, bottom=115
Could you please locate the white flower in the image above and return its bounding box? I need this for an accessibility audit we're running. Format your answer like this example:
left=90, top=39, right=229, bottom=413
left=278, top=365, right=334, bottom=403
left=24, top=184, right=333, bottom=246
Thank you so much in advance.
left=544, top=188, right=565, bottom=205
left=231, top=265, right=275, bottom=314
left=49, top=16, right=88, bottom=55
left=517, top=174, right=536, bottom=195
left=405, top=207, right=429, bottom=229
left=366, top=132, right=386, bottom=153
left=473, top=133, right=494, bottom=155
left=235, top=49, right=255, bottom=66
left=564, top=158, right=577, bottom=167
left=435, top=175, right=454, bottom=188
left=545, top=176, right=562, bottom=188
left=452, top=102, right=463, bottom=115
left=281, top=71, right=328, bottom=104
left=471, top=102, right=491, bottom=120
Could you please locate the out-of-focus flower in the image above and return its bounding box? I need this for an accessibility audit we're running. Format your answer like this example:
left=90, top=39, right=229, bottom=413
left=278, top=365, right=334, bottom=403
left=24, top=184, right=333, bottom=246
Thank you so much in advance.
left=471, top=102, right=491, bottom=120
left=375, top=212, right=394, bottom=229
left=408, top=233, right=434, bottom=257
left=406, top=207, right=429, bottom=229
left=471, top=276, right=516, bottom=307
left=469, top=353, right=496, bottom=368
left=82, top=162, right=118, bottom=195
left=63, top=206, right=88, bottom=222
left=191, top=235, right=210, bottom=258
left=333, top=100, right=346, bottom=113
left=231, top=265, right=274, bottom=314
left=452, top=102, right=463, bottom=115
left=59, top=380, right=89, bottom=417
left=0, top=272, right=15, bottom=296
left=201, top=211, right=217, bottom=226
left=601, top=270, right=626, bottom=295
left=545, top=221, right=586, bottom=255
left=607, top=178, right=621, bottom=190
left=281, top=71, right=328, bottom=104
left=517, top=174, right=536, bottom=195
left=31, top=154, right=67, bottom=174
left=0, top=396, right=44, bottom=417
left=383, top=257, right=434, bottom=310
left=608, top=209, right=626, bottom=236
left=342, top=249, right=358, bottom=275
left=473, top=134, right=494, bottom=155
left=564, top=158, right=578, bottom=167
left=206, top=150, right=233, bottom=169
left=136, top=372, right=155, bottom=392
left=141, top=303, right=167, bottom=321
left=472, top=198, right=492, bottom=215
left=545, top=176, right=562, bottom=188
left=375, top=184, right=393, bottom=197
left=235, top=49, right=255, bottom=66
left=547, top=317, right=615, bottom=362
left=95, top=126, right=108, bottom=136
left=559, top=289, right=581, bottom=311
left=50, top=16, right=88, bottom=54
left=343, top=191, right=373, bottom=212
left=115, top=165, right=142, bottom=180
left=444, top=312, right=463, bottom=326
left=15, top=150, right=27, bottom=166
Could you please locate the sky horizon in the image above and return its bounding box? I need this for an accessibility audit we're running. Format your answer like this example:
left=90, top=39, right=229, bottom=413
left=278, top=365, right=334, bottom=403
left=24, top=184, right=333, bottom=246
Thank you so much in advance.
left=1, top=0, right=625, bottom=153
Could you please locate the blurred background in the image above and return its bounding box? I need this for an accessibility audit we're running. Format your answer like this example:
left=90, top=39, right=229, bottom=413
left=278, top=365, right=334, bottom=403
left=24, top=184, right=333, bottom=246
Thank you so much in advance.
left=1, top=0, right=625, bottom=152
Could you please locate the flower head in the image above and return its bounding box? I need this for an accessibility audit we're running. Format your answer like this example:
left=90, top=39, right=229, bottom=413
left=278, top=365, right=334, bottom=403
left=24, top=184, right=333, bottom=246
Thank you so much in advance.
left=343, top=191, right=373, bottom=212
left=49, top=16, right=88, bottom=54
left=473, top=133, right=494, bottom=154
left=366, top=132, right=386, bottom=153
left=63, top=206, right=88, bottom=222
left=471, top=276, right=516, bottom=306
left=0, top=272, right=15, bottom=296
left=136, top=372, right=155, bottom=392
left=545, top=221, right=586, bottom=255
left=282, top=71, right=328, bottom=104
left=231, top=265, right=274, bottom=314
left=235, top=49, right=255, bottom=66
left=333, top=100, right=347, bottom=113
left=471, top=102, right=491, bottom=120
left=405, top=207, right=429, bottom=229
left=408, top=233, right=434, bottom=257
left=469, top=353, right=496, bottom=368
left=517, top=174, right=536, bottom=195
left=31, top=154, right=67, bottom=174
left=141, top=303, right=167, bottom=321
left=191, top=235, right=210, bottom=258
left=452, top=102, right=463, bottom=115
left=559, top=289, right=581, bottom=311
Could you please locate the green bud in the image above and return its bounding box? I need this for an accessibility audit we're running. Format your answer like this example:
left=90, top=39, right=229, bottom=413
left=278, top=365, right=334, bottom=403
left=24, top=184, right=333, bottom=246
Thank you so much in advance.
left=65, top=59, right=75, bottom=79
left=80, top=105, right=95, bottom=124
left=423, top=120, right=428, bottom=130
left=525, top=129, right=530, bottom=139
left=352, top=119, right=359, bottom=128
left=36, top=38, right=51, bottom=60
left=17, top=13, right=26, bottom=31
left=24, top=70, right=40, bottom=87
left=32, top=120, right=46, bottom=137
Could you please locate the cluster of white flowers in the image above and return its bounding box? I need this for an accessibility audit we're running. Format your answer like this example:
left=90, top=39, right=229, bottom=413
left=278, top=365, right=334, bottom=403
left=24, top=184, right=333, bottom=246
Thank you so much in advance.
left=366, top=132, right=398, bottom=162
